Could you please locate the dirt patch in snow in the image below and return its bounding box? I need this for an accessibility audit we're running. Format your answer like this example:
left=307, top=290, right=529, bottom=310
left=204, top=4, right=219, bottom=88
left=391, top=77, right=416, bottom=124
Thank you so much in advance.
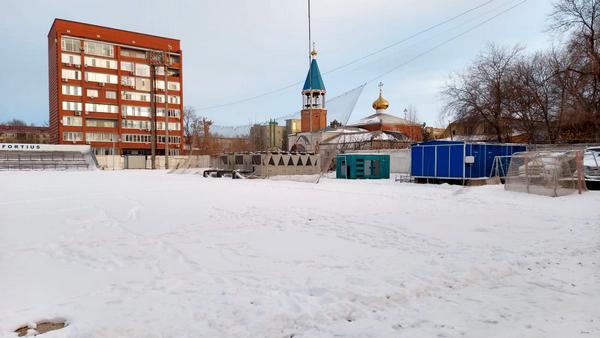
left=15, top=321, right=66, bottom=336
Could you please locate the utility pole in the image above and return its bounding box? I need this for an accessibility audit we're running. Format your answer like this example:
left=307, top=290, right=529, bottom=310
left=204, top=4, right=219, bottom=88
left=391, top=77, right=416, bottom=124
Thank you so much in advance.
left=164, top=46, right=172, bottom=169
left=148, top=51, right=163, bottom=169
left=308, top=0, right=312, bottom=133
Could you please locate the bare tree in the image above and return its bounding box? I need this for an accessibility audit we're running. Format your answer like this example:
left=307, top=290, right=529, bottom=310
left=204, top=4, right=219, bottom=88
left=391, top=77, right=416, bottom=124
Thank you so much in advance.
left=443, top=44, right=523, bottom=142
left=200, top=117, right=214, bottom=154
left=183, top=106, right=197, bottom=147
left=507, top=51, right=565, bottom=143
left=3, top=119, right=28, bottom=126
left=550, top=0, right=600, bottom=139
left=404, top=105, right=421, bottom=140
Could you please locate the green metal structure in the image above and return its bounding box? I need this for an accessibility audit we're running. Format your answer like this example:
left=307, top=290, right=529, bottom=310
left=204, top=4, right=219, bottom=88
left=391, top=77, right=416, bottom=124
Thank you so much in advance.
left=336, top=153, right=390, bottom=179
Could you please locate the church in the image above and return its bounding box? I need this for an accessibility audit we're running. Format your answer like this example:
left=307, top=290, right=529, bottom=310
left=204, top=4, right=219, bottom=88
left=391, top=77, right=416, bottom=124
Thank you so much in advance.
left=348, top=83, right=423, bottom=142
left=288, top=47, right=423, bottom=153
left=288, top=46, right=336, bottom=153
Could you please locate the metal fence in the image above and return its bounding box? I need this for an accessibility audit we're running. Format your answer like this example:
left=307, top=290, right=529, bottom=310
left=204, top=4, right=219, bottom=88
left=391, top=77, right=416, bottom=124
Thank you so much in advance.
left=0, top=151, right=95, bottom=171
left=504, top=150, right=585, bottom=197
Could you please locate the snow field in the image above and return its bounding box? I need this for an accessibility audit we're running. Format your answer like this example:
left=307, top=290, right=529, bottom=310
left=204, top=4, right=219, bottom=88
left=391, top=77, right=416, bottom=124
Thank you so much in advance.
left=0, top=171, right=598, bottom=337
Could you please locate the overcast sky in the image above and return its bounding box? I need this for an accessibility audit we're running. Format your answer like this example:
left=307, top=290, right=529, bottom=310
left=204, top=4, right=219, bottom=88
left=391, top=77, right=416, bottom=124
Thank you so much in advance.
left=0, top=0, right=555, bottom=128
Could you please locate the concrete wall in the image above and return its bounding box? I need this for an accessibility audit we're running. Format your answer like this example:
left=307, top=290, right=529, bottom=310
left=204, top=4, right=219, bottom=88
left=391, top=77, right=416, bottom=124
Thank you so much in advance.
left=214, top=153, right=321, bottom=177
left=96, top=155, right=211, bottom=170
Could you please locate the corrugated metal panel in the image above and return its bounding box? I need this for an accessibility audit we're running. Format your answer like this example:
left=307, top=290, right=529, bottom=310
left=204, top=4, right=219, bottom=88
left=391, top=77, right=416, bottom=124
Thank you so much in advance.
left=336, top=154, right=390, bottom=179
left=410, top=141, right=526, bottom=179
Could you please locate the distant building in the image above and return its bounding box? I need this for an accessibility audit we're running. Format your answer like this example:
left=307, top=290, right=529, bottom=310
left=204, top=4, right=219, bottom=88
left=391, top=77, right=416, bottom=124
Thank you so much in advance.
left=250, top=120, right=286, bottom=151
left=184, top=136, right=249, bottom=155
left=424, top=126, right=446, bottom=140
left=214, top=137, right=250, bottom=153
left=0, top=125, right=50, bottom=144
left=48, top=19, right=184, bottom=156
left=441, top=118, right=536, bottom=143
left=285, top=119, right=301, bottom=134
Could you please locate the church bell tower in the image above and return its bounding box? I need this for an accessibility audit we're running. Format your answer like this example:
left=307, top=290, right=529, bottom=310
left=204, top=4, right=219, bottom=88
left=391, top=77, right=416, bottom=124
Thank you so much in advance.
left=301, top=45, right=327, bottom=132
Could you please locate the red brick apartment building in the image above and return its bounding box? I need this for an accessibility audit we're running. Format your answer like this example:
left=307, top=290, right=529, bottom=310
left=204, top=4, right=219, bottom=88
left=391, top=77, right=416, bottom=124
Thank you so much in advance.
left=48, top=19, right=184, bottom=155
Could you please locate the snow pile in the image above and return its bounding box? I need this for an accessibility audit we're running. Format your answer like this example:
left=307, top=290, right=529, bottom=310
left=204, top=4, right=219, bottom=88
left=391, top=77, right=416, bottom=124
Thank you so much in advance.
left=0, top=171, right=599, bottom=337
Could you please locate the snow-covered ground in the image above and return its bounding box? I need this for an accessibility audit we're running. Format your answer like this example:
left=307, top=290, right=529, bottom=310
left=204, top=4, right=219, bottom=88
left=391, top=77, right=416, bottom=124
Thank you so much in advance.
left=1, top=171, right=599, bottom=337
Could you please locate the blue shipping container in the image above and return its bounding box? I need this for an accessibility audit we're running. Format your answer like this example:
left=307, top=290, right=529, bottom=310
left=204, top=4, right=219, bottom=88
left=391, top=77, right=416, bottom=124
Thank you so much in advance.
left=410, top=140, right=526, bottom=180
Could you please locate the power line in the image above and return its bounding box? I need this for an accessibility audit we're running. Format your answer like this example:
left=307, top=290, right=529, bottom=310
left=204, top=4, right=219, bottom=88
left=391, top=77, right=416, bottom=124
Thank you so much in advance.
left=322, top=0, right=496, bottom=75
left=197, top=0, right=497, bottom=111
left=365, top=0, right=528, bottom=84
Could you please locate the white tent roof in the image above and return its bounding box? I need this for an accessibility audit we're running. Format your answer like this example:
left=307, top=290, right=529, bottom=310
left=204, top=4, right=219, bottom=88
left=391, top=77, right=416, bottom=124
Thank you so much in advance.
left=349, top=112, right=413, bottom=127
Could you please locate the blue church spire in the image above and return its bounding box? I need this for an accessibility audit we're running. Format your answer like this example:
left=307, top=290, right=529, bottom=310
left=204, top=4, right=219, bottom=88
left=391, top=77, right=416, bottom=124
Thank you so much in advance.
left=302, top=46, right=325, bottom=91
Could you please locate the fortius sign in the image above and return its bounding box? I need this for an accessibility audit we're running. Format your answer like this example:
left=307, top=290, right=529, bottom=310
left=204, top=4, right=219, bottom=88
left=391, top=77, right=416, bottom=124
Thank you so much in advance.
left=0, top=144, right=91, bottom=153
left=1, top=144, right=42, bottom=150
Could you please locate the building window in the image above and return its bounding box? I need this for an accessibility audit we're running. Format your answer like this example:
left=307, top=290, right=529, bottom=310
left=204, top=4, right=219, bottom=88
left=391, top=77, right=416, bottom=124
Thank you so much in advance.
left=61, top=53, right=81, bottom=65
left=135, top=77, right=151, bottom=92
left=156, top=108, right=181, bottom=118
left=156, top=122, right=181, bottom=131
left=85, top=103, right=118, bottom=113
left=85, top=72, right=118, bottom=84
left=63, top=131, right=82, bottom=141
left=121, top=76, right=134, bottom=87
left=62, top=116, right=82, bottom=126
left=157, top=135, right=181, bottom=144
left=84, top=41, right=114, bottom=58
left=121, top=61, right=134, bottom=72
left=93, top=147, right=117, bottom=155
left=169, top=109, right=180, bottom=118
left=105, top=91, right=117, bottom=99
left=168, top=81, right=180, bottom=91
left=122, top=134, right=180, bottom=144
left=168, top=95, right=181, bottom=104
left=61, top=84, right=82, bottom=96
left=86, top=132, right=117, bottom=142
left=122, top=119, right=151, bottom=130
left=120, top=48, right=146, bottom=59
left=134, top=63, right=150, bottom=77
left=121, top=105, right=151, bottom=117
left=84, top=56, right=117, bottom=69
left=123, top=133, right=152, bottom=143
left=86, top=119, right=117, bottom=128
left=62, top=101, right=82, bottom=111
left=61, top=38, right=81, bottom=53
left=156, top=80, right=180, bottom=91
left=169, top=55, right=180, bottom=64
left=122, top=91, right=150, bottom=102
left=87, top=89, right=99, bottom=98
left=61, top=69, right=81, bottom=80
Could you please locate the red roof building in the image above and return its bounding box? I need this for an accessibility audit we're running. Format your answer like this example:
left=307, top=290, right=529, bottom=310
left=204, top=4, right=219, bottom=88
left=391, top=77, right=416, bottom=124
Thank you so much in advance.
left=48, top=19, right=184, bottom=155
left=0, top=125, right=50, bottom=144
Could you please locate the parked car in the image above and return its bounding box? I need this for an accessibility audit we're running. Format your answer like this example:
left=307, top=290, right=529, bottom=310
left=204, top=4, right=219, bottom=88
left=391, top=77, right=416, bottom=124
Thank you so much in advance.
left=584, top=147, right=600, bottom=190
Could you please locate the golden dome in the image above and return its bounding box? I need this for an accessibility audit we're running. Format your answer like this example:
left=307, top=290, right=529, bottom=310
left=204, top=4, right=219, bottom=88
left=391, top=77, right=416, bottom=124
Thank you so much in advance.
left=372, top=93, right=389, bottom=110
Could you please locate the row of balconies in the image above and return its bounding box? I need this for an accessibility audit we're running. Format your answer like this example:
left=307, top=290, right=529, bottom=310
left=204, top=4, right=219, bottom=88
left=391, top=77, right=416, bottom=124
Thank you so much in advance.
left=60, top=78, right=179, bottom=93
left=61, top=111, right=181, bottom=119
